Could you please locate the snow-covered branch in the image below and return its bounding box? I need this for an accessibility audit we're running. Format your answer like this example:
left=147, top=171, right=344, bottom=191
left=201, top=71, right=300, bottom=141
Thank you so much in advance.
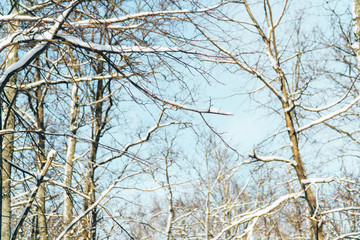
left=249, top=152, right=297, bottom=166
left=297, top=90, right=350, bottom=112
left=298, top=94, right=360, bottom=132
left=335, top=231, right=360, bottom=240
left=322, top=206, right=360, bottom=215
left=213, top=192, right=302, bottom=240
left=14, top=73, right=133, bottom=90
left=0, top=14, right=54, bottom=23
left=0, top=0, right=81, bottom=92
left=71, top=1, right=239, bottom=27
left=58, top=34, right=185, bottom=53
left=301, top=177, right=334, bottom=185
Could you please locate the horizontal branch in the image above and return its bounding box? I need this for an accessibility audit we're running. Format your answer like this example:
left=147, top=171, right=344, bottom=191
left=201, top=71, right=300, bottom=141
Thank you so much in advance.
left=322, top=206, right=360, bottom=215
left=249, top=152, right=297, bottom=166
left=14, top=74, right=130, bottom=90
left=301, top=177, right=334, bottom=185
left=58, top=34, right=185, bottom=53
left=0, top=129, right=144, bottom=161
left=48, top=180, right=90, bottom=200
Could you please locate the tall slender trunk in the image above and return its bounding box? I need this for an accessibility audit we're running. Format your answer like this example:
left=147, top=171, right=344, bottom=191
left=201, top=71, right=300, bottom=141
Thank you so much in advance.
left=63, top=51, right=80, bottom=239
left=279, top=72, right=324, bottom=239
left=165, top=151, right=174, bottom=240
left=83, top=79, right=103, bottom=240
left=34, top=63, right=48, bottom=240
left=1, top=1, right=18, bottom=238
left=64, top=83, right=79, bottom=239
left=283, top=102, right=324, bottom=240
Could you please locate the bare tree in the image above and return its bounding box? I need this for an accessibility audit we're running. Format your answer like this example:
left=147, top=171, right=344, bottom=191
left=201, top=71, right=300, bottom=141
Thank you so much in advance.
left=180, top=0, right=360, bottom=239
left=0, top=0, right=230, bottom=239
left=2, top=0, right=360, bottom=239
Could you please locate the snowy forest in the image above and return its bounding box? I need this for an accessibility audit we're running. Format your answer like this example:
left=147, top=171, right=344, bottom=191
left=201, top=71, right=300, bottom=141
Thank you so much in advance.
left=0, top=0, right=360, bottom=239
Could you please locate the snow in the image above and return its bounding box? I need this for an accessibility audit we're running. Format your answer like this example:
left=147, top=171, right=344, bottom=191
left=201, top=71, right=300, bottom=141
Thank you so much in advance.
left=0, top=32, right=22, bottom=52
left=213, top=192, right=302, bottom=239
left=71, top=2, right=228, bottom=27
left=58, top=34, right=182, bottom=53
left=322, top=206, right=360, bottom=215
left=335, top=231, right=360, bottom=240
left=0, top=42, right=47, bottom=84
left=162, top=98, right=232, bottom=115
left=0, top=14, right=54, bottom=23
left=284, top=104, right=294, bottom=113
left=301, top=177, right=334, bottom=185
left=249, top=153, right=297, bottom=166
left=298, top=91, right=349, bottom=112
left=47, top=149, right=57, bottom=160
left=0, top=0, right=80, bottom=89
left=267, top=53, right=278, bottom=69
left=351, top=42, right=359, bottom=50
left=298, top=94, right=360, bottom=132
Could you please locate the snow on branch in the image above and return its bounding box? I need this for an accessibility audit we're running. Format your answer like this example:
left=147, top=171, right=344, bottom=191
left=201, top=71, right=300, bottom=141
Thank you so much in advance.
left=301, top=177, right=334, bottom=185
left=0, top=1, right=240, bottom=31
left=298, top=94, right=360, bottom=132
left=162, top=99, right=232, bottom=115
left=15, top=73, right=132, bottom=90
left=58, top=34, right=185, bottom=53
left=335, top=232, right=360, bottom=240
left=0, top=0, right=81, bottom=93
left=297, top=90, right=350, bottom=112
left=71, top=1, right=240, bottom=27
left=213, top=192, right=302, bottom=240
left=249, top=151, right=297, bottom=166
left=322, top=206, right=360, bottom=215
left=0, top=14, right=54, bottom=23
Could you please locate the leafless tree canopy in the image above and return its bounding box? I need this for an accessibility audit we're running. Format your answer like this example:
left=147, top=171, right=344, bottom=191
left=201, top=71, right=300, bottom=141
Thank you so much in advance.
left=1, top=0, right=360, bottom=239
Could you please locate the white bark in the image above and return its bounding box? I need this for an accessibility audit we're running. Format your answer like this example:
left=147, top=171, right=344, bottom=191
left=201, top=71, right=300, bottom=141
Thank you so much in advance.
left=63, top=83, right=79, bottom=239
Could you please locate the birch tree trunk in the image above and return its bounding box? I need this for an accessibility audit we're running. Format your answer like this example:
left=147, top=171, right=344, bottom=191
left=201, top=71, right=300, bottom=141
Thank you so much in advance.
left=33, top=62, right=48, bottom=240
left=64, top=83, right=79, bottom=239
left=63, top=51, right=80, bottom=240
left=1, top=1, right=18, bottom=239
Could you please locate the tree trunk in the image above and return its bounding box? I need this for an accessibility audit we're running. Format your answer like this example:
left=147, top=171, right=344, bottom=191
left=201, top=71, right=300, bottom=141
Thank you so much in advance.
left=34, top=65, right=48, bottom=240
left=1, top=1, right=18, bottom=238
left=63, top=50, right=80, bottom=239
left=283, top=102, right=324, bottom=240
left=279, top=68, right=324, bottom=239
left=83, top=78, right=103, bottom=240
left=64, top=83, right=79, bottom=239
